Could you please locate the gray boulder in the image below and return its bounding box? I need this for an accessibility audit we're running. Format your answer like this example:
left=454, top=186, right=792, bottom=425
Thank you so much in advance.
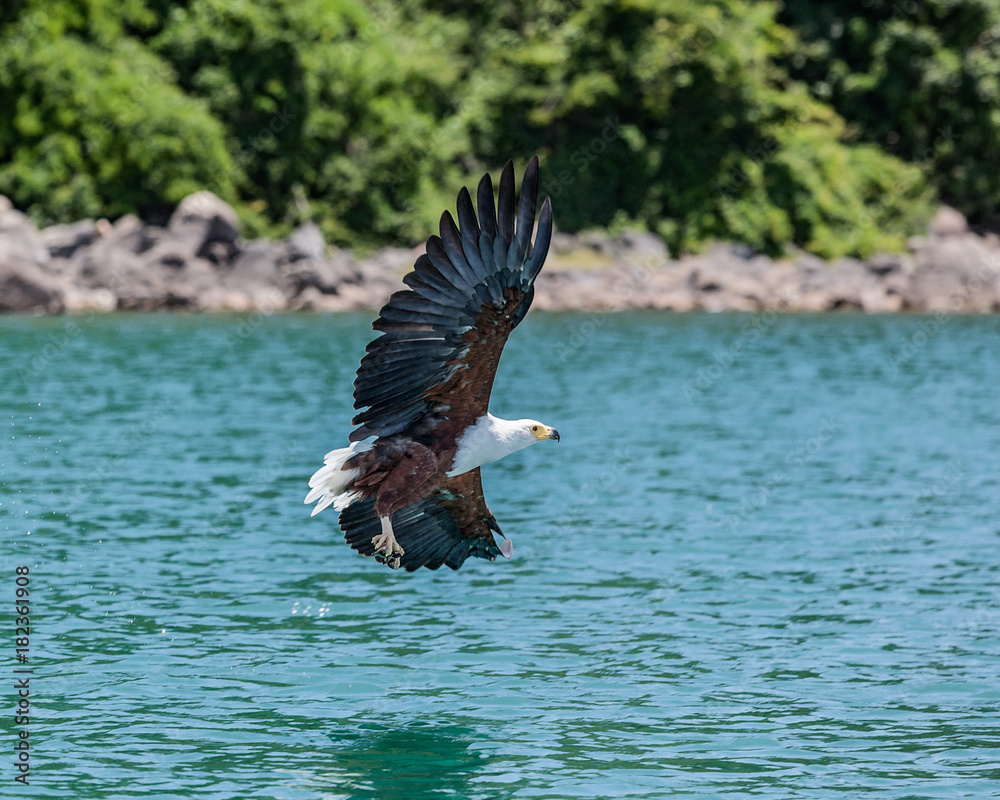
left=284, top=249, right=361, bottom=295
left=866, top=252, right=913, bottom=277
left=688, top=245, right=771, bottom=307
left=549, top=232, right=579, bottom=256
left=95, top=214, right=147, bottom=256
left=362, top=246, right=418, bottom=278
left=129, top=192, right=241, bottom=288
left=928, top=206, right=968, bottom=238
left=70, top=215, right=220, bottom=310
left=218, top=239, right=292, bottom=309
left=904, top=234, right=999, bottom=312
left=0, top=205, right=63, bottom=312
left=616, top=230, right=670, bottom=264
left=0, top=260, right=63, bottom=313
left=226, top=239, right=288, bottom=289
left=0, top=208, right=50, bottom=267
left=799, top=258, right=876, bottom=311
left=168, top=191, right=241, bottom=259
left=39, top=220, right=98, bottom=259
left=550, top=229, right=669, bottom=265
left=287, top=221, right=327, bottom=261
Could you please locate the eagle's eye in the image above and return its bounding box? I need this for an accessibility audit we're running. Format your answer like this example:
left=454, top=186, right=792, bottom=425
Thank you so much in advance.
left=531, top=425, right=538, bottom=432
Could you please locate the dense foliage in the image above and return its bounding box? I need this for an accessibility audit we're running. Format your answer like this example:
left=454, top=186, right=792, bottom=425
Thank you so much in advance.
left=777, top=0, right=1000, bottom=225
left=1, top=0, right=985, bottom=257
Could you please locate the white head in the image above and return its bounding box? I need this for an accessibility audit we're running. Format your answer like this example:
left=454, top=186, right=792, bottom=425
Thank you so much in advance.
left=515, top=419, right=559, bottom=447
left=449, top=414, right=560, bottom=477
left=504, top=418, right=561, bottom=451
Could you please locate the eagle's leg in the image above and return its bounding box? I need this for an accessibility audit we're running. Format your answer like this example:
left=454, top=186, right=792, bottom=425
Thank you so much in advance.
left=372, top=515, right=404, bottom=569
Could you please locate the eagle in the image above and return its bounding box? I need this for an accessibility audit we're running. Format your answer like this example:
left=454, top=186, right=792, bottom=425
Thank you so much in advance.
left=305, top=157, right=559, bottom=571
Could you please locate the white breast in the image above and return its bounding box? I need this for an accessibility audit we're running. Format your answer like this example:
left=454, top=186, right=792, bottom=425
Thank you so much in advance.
left=447, top=414, right=528, bottom=477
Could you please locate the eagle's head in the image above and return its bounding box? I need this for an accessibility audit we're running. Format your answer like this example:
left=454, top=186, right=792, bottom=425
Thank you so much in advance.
left=523, top=420, right=560, bottom=444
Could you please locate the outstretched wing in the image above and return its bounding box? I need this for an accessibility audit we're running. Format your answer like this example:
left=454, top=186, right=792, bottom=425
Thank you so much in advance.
left=350, top=157, right=553, bottom=442
left=338, top=468, right=504, bottom=571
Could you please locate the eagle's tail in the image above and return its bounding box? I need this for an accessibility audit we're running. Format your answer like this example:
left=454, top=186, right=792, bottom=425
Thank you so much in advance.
left=304, top=441, right=372, bottom=516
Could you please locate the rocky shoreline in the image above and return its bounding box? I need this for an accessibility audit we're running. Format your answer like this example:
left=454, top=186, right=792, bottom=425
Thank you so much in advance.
left=2, top=192, right=998, bottom=315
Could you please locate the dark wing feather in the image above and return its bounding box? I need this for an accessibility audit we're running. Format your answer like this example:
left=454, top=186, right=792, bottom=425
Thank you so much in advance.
left=496, top=161, right=515, bottom=249
left=338, top=468, right=502, bottom=571
left=455, top=187, right=487, bottom=280
left=350, top=157, right=554, bottom=442
left=514, top=157, right=539, bottom=263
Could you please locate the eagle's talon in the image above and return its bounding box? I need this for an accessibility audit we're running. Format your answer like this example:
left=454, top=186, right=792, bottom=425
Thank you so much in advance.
left=371, top=535, right=404, bottom=556
left=372, top=517, right=404, bottom=567
left=374, top=552, right=401, bottom=570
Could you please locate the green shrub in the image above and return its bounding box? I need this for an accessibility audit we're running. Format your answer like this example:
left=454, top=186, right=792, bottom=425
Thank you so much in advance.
left=778, top=0, right=1000, bottom=223
left=152, top=0, right=469, bottom=244
left=0, top=23, right=235, bottom=224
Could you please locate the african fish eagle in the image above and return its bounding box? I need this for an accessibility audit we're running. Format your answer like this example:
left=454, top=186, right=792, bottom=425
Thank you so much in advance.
left=305, top=157, right=559, bottom=571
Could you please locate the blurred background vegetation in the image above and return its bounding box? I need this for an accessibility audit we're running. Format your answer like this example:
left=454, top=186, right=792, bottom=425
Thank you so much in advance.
left=0, top=0, right=995, bottom=257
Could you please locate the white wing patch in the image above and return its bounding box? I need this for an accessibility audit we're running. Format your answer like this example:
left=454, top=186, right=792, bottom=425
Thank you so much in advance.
left=305, top=441, right=373, bottom=516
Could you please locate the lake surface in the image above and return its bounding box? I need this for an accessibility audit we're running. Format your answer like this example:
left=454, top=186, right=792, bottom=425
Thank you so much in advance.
left=2, top=311, right=999, bottom=799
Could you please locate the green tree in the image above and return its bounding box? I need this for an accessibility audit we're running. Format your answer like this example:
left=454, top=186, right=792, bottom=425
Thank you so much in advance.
left=152, top=0, right=471, bottom=243
left=778, top=0, right=1000, bottom=223
left=0, top=7, right=235, bottom=223
left=423, top=0, right=931, bottom=256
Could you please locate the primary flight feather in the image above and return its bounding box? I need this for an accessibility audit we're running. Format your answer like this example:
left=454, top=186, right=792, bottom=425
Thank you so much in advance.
left=305, top=157, right=559, bottom=571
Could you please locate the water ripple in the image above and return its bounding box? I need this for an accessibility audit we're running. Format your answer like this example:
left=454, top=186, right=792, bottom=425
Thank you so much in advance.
left=2, top=312, right=999, bottom=798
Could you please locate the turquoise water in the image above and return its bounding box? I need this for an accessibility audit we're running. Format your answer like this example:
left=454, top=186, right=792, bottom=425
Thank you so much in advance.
left=2, top=311, right=999, bottom=799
